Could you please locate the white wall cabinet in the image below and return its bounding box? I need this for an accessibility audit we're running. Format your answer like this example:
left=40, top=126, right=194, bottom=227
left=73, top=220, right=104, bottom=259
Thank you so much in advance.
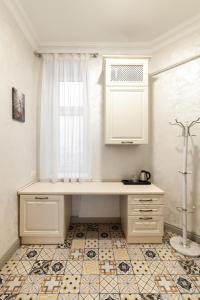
left=104, top=57, right=149, bottom=145
left=20, top=194, right=71, bottom=244
left=105, top=86, right=148, bottom=144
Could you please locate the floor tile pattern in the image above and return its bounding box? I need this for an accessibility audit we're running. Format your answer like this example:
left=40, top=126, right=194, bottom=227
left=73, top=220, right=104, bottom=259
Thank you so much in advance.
left=0, top=223, right=200, bottom=300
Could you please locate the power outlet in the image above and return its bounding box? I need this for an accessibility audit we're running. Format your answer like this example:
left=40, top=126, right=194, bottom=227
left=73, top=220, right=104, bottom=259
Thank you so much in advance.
left=30, top=170, right=36, bottom=181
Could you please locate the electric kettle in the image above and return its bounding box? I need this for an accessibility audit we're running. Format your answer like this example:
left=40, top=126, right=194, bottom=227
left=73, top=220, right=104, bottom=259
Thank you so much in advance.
left=139, top=170, right=151, bottom=182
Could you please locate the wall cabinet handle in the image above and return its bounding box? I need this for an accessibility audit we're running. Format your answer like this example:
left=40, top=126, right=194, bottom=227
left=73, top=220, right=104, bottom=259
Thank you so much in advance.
left=139, top=209, right=153, bottom=212
left=139, top=199, right=153, bottom=202
left=139, top=217, right=153, bottom=220
left=121, top=141, right=134, bottom=144
left=35, top=196, right=48, bottom=199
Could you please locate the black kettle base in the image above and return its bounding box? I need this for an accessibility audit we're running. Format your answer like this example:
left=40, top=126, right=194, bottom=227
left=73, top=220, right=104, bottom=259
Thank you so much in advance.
left=122, top=180, right=151, bottom=185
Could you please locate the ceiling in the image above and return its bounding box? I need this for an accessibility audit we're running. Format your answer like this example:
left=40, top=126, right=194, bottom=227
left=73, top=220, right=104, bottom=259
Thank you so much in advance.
left=7, top=0, right=200, bottom=47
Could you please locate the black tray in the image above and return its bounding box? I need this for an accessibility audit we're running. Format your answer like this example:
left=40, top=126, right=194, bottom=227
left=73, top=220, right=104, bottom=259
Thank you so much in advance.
left=122, top=180, right=151, bottom=185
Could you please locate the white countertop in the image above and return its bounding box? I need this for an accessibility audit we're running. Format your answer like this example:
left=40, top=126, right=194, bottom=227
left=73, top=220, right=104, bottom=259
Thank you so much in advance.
left=18, top=181, right=164, bottom=195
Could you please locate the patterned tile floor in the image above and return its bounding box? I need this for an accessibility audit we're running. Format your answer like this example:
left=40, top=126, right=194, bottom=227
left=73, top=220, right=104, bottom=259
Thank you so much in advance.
left=0, top=223, right=200, bottom=300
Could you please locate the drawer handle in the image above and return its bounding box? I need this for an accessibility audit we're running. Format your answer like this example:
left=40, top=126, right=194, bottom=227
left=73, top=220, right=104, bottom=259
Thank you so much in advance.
left=35, top=196, right=48, bottom=199
left=121, top=141, right=134, bottom=144
left=139, top=209, right=153, bottom=212
left=139, top=199, right=153, bottom=202
left=139, top=217, right=153, bottom=220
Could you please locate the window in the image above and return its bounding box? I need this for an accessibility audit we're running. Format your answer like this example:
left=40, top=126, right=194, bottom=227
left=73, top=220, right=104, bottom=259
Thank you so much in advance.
left=59, top=82, right=89, bottom=180
left=40, top=54, right=90, bottom=182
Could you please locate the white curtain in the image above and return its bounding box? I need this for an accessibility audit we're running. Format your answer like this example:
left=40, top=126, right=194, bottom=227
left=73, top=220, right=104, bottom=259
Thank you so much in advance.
left=40, top=54, right=91, bottom=182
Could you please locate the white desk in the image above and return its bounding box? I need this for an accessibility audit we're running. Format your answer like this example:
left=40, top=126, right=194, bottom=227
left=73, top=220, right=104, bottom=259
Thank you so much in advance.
left=18, top=182, right=164, bottom=244
left=18, top=181, right=164, bottom=195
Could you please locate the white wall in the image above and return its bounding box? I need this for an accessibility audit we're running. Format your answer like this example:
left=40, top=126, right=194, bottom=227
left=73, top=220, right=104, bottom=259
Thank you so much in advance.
left=0, top=2, right=40, bottom=259
left=72, top=57, right=151, bottom=217
left=74, top=32, right=200, bottom=229
left=3, top=0, right=199, bottom=240
left=150, top=31, right=200, bottom=235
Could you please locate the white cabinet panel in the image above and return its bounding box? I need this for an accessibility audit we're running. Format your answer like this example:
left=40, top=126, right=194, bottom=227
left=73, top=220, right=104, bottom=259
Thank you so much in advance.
left=104, top=57, right=149, bottom=145
left=20, top=194, right=71, bottom=244
left=105, top=86, right=148, bottom=144
left=25, top=200, right=60, bottom=232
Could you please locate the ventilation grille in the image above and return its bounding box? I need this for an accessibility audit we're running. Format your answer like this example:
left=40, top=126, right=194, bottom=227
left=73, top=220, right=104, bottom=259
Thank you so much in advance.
left=111, top=64, right=143, bottom=82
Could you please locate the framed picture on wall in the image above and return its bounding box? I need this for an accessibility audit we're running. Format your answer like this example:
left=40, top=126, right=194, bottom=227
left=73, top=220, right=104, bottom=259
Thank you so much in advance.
left=12, top=87, right=25, bottom=122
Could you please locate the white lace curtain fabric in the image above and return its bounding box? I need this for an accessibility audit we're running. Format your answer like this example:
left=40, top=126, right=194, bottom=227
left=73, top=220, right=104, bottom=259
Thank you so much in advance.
left=40, top=53, right=91, bottom=182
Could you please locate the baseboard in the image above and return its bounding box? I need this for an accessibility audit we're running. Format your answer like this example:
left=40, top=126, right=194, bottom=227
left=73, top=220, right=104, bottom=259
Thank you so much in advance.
left=164, top=222, right=200, bottom=244
left=21, top=236, right=64, bottom=245
left=0, top=239, right=20, bottom=269
left=71, top=217, right=121, bottom=224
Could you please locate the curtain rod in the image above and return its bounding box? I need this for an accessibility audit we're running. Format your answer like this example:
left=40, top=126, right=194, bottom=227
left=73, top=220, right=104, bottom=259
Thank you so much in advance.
left=34, top=51, right=99, bottom=58
left=150, top=53, right=200, bottom=76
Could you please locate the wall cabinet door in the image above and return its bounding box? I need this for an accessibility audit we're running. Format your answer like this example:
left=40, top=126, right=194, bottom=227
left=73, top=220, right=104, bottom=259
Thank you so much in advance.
left=105, top=86, right=148, bottom=144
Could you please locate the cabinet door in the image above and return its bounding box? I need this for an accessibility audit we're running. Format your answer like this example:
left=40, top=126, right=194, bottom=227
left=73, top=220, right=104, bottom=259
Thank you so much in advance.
left=105, top=86, right=148, bottom=144
left=105, top=58, right=148, bottom=86
left=20, top=195, right=64, bottom=237
left=128, top=216, right=163, bottom=236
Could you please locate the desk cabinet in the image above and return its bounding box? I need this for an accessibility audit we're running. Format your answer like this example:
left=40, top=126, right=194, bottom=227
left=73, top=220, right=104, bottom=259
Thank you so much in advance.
left=121, top=194, right=164, bottom=243
left=20, top=194, right=71, bottom=244
left=18, top=182, right=164, bottom=245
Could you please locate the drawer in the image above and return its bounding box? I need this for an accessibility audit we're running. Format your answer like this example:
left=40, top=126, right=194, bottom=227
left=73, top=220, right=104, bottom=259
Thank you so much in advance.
left=128, top=216, right=163, bottom=236
left=20, top=194, right=63, bottom=201
left=128, top=204, right=163, bottom=216
left=128, top=195, right=163, bottom=205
